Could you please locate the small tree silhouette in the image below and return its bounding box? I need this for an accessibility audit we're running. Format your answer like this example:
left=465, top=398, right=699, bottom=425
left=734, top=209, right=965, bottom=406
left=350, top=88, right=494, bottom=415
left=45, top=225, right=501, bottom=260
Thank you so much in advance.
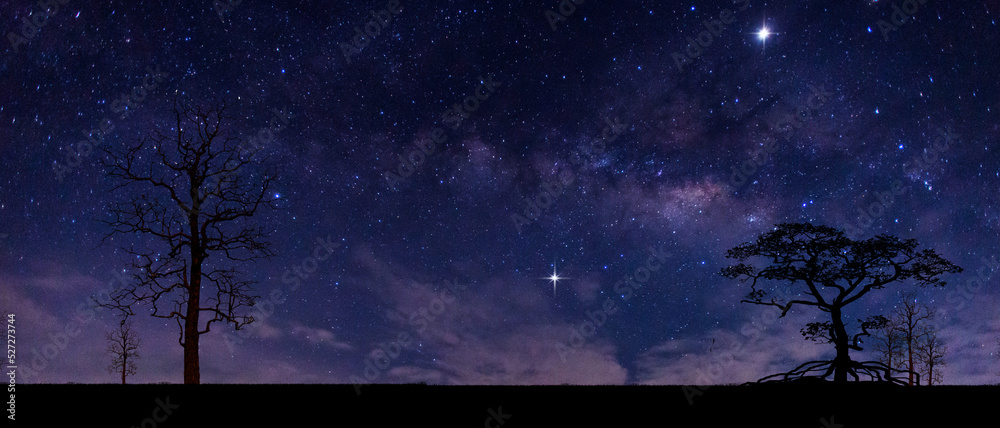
left=872, top=292, right=944, bottom=385
left=891, top=292, right=937, bottom=385
left=915, top=326, right=946, bottom=385
left=106, top=319, right=141, bottom=384
left=719, top=222, right=962, bottom=384
left=871, top=313, right=905, bottom=374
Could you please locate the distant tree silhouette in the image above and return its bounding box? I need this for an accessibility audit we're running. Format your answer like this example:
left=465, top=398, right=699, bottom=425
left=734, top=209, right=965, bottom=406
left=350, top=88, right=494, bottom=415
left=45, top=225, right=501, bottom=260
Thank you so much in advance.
left=871, top=313, right=905, bottom=374
left=105, top=319, right=141, bottom=384
left=96, top=98, right=278, bottom=384
left=891, top=292, right=937, bottom=385
left=719, top=222, right=962, bottom=384
left=872, top=292, right=943, bottom=385
left=915, top=326, right=946, bottom=385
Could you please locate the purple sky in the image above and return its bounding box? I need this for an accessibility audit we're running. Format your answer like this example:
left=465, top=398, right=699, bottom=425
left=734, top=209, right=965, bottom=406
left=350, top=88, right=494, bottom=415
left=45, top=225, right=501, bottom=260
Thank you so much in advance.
left=2, top=0, right=999, bottom=385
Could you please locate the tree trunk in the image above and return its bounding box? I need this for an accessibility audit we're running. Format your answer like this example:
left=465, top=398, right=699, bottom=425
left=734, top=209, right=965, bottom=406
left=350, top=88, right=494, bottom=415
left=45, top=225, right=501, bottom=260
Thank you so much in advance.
left=184, top=211, right=203, bottom=385
left=907, top=335, right=914, bottom=385
left=183, top=287, right=200, bottom=384
left=831, top=307, right=850, bottom=382
left=183, top=265, right=202, bottom=384
left=121, top=353, right=127, bottom=384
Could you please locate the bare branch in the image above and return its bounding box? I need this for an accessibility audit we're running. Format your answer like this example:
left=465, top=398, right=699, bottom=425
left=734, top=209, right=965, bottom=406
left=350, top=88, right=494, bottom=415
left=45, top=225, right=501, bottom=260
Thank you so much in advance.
left=105, top=318, right=141, bottom=384
left=96, top=98, right=278, bottom=384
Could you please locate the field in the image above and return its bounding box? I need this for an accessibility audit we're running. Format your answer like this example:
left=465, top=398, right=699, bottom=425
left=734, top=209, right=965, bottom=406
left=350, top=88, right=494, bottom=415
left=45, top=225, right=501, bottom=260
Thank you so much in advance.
left=14, top=383, right=997, bottom=425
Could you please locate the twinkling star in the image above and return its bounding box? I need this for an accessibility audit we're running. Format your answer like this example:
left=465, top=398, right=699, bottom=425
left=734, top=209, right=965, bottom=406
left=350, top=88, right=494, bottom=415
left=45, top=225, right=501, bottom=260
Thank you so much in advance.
left=755, top=15, right=776, bottom=52
left=757, top=26, right=772, bottom=42
left=542, top=262, right=569, bottom=297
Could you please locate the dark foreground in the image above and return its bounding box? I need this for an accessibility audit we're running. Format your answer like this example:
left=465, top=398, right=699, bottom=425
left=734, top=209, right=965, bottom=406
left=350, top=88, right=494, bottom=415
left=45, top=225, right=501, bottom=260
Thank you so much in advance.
left=12, top=382, right=997, bottom=425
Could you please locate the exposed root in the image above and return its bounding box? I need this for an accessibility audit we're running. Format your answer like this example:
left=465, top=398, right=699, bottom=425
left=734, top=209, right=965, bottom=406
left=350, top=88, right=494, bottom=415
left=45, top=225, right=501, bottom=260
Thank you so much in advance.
left=742, top=360, right=919, bottom=386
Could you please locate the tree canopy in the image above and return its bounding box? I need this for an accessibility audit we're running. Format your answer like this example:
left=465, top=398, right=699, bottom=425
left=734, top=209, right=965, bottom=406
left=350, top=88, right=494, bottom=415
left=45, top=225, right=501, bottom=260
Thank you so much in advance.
left=96, top=98, right=279, bottom=383
left=720, top=222, right=962, bottom=383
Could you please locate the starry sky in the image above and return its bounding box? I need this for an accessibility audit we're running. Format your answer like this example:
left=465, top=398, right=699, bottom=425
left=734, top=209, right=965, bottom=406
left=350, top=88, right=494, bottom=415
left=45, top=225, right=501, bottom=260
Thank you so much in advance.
left=2, top=0, right=999, bottom=385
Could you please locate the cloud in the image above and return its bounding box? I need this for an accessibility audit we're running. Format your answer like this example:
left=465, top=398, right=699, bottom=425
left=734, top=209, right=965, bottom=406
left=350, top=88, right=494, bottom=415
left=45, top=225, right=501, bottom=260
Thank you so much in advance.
left=567, top=272, right=602, bottom=303
left=635, top=318, right=830, bottom=385
left=372, top=324, right=628, bottom=385
left=290, top=322, right=352, bottom=350
left=249, top=316, right=285, bottom=340
left=0, top=270, right=135, bottom=383
left=933, top=315, right=1000, bottom=385
left=341, top=256, right=629, bottom=385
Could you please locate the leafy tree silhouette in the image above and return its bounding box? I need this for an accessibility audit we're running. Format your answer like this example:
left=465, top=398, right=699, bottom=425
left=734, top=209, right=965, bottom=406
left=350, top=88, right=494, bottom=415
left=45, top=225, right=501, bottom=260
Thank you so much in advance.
left=719, top=222, right=962, bottom=384
left=95, top=98, right=278, bottom=384
left=105, top=318, right=140, bottom=384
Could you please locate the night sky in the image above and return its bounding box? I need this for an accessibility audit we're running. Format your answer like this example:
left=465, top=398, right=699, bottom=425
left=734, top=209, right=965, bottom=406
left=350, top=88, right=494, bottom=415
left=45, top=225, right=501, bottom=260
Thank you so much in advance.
left=2, top=0, right=999, bottom=385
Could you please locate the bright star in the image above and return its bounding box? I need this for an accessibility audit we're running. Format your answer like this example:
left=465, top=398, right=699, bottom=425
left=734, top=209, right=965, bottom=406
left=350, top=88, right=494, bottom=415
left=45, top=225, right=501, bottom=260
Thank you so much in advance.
left=754, top=16, right=777, bottom=52
left=757, top=27, right=771, bottom=41
left=542, top=263, right=569, bottom=297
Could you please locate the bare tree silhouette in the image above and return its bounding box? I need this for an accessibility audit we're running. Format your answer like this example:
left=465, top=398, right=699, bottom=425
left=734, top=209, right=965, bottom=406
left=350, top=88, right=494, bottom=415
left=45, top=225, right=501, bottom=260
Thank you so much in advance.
left=96, top=98, right=278, bottom=384
left=719, top=222, right=962, bottom=384
left=892, top=292, right=937, bottom=385
left=105, top=319, right=141, bottom=384
left=915, top=326, right=946, bottom=385
left=871, top=312, right=906, bottom=374
left=872, top=292, right=944, bottom=385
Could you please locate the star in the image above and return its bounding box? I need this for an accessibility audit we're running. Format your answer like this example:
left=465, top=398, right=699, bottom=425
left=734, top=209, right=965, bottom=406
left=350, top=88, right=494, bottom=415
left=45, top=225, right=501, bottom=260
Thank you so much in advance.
left=542, top=262, right=569, bottom=297
left=757, top=26, right=772, bottom=41
left=754, top=16, right=777, bottom=52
